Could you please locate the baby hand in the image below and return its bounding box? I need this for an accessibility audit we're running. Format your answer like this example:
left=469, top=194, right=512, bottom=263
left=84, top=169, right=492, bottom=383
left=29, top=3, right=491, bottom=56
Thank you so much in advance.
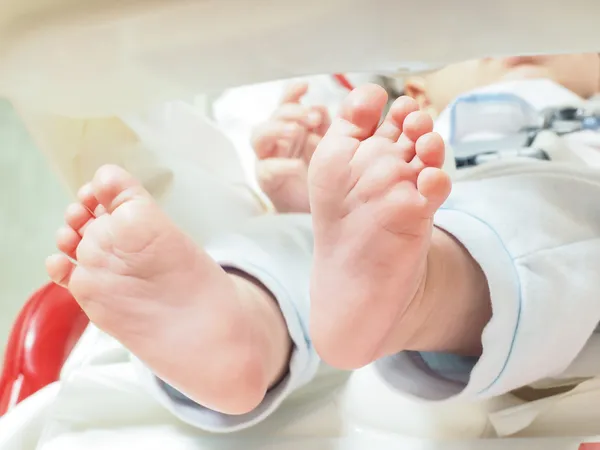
left=251, top=82, right=331, bottom=213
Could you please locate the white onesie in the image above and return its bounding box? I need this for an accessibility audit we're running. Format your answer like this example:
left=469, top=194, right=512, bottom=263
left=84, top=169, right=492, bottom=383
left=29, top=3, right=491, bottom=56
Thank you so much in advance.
left=138, top=79, right=600, bottom=432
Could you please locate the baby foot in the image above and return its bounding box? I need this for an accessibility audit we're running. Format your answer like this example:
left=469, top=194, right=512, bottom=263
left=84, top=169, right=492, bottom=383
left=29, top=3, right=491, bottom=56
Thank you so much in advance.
left=308, top=85, right=451, bottom=369
left=47, top=165, right=287, bottom=414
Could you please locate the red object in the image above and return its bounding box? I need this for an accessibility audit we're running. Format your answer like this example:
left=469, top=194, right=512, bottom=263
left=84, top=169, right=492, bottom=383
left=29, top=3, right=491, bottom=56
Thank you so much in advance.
left=580, top=444, right=600, bottom=450
left=332, top=74, right=355, bottom=92
left=0, top=283, right=88, bottom=416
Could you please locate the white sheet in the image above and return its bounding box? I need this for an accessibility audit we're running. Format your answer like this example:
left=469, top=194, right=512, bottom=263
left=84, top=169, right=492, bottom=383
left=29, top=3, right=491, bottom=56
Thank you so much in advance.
left=0, top=322, right=599, bottom=449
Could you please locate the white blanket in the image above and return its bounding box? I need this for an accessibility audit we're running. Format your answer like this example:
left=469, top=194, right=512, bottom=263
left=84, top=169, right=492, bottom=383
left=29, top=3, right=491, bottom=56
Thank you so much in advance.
left=1, top=324, right=599, bottom=449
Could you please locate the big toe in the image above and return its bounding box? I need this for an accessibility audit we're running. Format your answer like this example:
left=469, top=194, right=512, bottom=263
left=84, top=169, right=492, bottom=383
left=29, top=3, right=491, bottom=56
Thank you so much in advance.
left=328, top=84, right=388, bottom=140
left=92, top=165, right=151, bottom=212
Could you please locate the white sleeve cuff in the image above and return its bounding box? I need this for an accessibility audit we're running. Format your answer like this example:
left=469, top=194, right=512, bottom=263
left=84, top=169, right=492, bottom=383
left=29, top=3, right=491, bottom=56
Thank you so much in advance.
left=375, top=208, right=521, bottom=401
left=376, top=167, right=600, bottom=401
left=132, top=355, right=307, bottom=433
left=134, top=226, right=320, bottom=432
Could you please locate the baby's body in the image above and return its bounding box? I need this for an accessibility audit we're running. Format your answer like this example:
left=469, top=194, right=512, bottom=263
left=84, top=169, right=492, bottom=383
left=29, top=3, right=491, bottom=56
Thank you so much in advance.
left=46, top=54, right=600, bottom=431
left=48, top=85, right=472, bottom=413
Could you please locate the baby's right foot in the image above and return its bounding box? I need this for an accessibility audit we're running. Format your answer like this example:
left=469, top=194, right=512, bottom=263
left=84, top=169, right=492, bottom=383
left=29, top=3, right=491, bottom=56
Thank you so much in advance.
left=47, top=165, right=291, bottom=414
left=308, top=85, right=451, bottom=369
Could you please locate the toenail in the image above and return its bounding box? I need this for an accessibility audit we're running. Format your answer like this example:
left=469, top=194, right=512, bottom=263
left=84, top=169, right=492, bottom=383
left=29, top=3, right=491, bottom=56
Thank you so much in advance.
left=65, top=203, right=80, bottom=215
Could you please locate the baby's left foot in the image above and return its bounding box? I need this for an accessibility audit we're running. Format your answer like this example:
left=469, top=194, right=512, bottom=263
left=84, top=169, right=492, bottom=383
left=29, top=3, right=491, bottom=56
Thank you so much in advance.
left=308, top=85, right=451, bottom=369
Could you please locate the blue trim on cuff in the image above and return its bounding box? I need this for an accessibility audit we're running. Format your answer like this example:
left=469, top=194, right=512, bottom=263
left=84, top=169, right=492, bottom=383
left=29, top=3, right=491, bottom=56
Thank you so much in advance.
left=436, top=207, right=523, bottom=395
left=418, top=352, right=478, bottom=385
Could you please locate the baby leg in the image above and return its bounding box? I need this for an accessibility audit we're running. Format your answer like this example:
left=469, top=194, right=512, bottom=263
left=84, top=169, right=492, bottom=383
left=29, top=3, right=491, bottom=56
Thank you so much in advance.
left=309, top=85, right=487, bottom=369
left=47, top=165, right=291, bottom=414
